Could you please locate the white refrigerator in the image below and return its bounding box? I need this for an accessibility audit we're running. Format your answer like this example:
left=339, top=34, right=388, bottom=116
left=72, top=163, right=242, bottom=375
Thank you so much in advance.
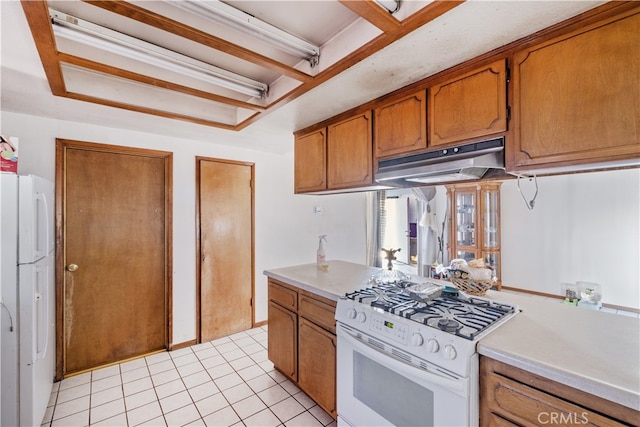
left=1, top=173, right=55, bottom=427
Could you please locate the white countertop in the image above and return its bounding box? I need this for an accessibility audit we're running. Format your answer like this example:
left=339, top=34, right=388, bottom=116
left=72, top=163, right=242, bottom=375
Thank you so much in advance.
left=478, top=290, right=640, bottom=411
left=264, top=260, right=380, bottom=301
left=264, top=261, right=640, bottom=412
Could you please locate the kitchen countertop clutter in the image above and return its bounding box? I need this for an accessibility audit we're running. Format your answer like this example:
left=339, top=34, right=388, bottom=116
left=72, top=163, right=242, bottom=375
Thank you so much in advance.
left=263, top=261, right=640, bottom=414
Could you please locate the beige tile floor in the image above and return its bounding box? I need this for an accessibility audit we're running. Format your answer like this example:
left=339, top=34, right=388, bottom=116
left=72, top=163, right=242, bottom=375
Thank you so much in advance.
left=42, top=326, right=336, bottom=427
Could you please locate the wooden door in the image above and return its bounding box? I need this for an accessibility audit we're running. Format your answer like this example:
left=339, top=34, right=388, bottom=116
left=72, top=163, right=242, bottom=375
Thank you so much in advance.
left=197, top=158, right=253, bottom=342
left=327, top=112, right=373, bottom=190
left=56, top=140, right=171, bottom=377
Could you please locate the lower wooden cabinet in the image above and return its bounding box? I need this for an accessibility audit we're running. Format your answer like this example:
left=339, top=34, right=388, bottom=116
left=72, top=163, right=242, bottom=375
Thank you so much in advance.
left=267, top=301, right=297, bottom=381
left=298, top=317, right=336, bottom=417
left=480, top=356, right=639, bottom=426
left=267, top=278, right=338, bottom=420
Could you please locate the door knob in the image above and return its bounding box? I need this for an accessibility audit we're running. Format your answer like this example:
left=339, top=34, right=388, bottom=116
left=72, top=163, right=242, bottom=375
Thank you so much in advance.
left=66, top=263, right=79, bottom=272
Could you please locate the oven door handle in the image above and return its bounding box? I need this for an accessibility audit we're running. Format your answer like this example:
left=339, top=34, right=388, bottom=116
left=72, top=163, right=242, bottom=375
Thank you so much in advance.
left=338, top=325, right=469, bottom=397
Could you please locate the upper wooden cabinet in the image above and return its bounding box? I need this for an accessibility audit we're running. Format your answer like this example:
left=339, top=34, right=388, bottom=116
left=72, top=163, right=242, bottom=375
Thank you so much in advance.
left=509, top=8, right=640, bottom=171
left=328, top=112, right=373, bottom=189
left=429, top=59, right=508, bottom=148
left=374, top=90, right=427, bottom=158
left=294, top=129, right=326, bottom=193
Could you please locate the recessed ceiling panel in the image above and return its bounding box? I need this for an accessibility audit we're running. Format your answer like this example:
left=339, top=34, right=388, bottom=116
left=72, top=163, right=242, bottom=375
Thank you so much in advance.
left=61, top=63, right=253, bottom=125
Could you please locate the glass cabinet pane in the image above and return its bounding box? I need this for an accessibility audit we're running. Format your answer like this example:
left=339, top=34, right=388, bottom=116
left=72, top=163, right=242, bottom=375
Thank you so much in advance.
left=456, top=250, right=477, bottom=262
left=484, top=190, right=499, bottom=248
left=456, top=192, right=475, bottom=247
left=484, top=252, right=500, bottom=280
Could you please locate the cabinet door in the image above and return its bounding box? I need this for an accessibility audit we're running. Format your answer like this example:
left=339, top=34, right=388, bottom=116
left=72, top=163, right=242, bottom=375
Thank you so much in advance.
left=294, top=129, right=326, bottom=193
left=327, top=112, right=373, bottom=189
left=509, top=10, right=640, bottom=171
left=267, top=301, right=297, bottom=381
left=374, top=90, right=427, bottom=158
left=298, top=317, right=336, bottom=418
left=452, top=187, right=479, bottom=258
left=430, top=59, right=507, bottom=147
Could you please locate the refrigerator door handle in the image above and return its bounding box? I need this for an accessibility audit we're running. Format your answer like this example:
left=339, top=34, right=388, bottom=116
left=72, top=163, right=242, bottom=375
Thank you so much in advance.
left=35, top=192, right=49, bottom=259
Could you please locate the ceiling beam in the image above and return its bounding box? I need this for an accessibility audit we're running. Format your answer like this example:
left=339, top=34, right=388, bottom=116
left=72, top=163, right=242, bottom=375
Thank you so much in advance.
left=20, top=0, right=67, bottom=96
left=82, top=0, right=314, bottom=84
left=338, top=0, right=401, bottom=33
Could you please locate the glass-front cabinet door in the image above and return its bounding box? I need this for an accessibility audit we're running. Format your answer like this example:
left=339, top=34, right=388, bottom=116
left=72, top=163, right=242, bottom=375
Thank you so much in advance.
left=447, top=182, right=502, bottom=289
left=455, top=191, right=476, bottom=250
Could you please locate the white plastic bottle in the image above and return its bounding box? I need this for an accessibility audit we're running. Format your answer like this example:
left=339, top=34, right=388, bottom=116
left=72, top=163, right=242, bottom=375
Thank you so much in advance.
left=317, top=235, right=328, bottom=270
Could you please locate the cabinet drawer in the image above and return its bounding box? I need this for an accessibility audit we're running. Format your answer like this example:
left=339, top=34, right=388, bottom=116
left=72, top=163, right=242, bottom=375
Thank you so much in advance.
left=298, top=293, right=336, bottom=333
left=268, top=280, right=297, bottom=311
left=484, top=372, right=626, bottom=426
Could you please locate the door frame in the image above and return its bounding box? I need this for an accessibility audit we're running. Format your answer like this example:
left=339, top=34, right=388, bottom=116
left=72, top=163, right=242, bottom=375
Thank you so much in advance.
left=195, top=156, right=255, bottom=342
left=55, top=139, right=173, bottom=380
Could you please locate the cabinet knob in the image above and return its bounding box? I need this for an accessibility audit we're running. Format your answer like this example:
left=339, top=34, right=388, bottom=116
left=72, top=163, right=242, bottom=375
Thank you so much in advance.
left=66, top=263, right=79, bottom=272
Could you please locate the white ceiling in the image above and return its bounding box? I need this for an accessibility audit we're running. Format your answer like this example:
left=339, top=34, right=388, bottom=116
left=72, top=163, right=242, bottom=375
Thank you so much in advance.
left=1, top=1, right=604, bottom=154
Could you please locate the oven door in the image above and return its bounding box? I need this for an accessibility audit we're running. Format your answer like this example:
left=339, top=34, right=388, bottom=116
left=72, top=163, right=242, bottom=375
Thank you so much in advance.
left=337, top=323, right=476, bottom=427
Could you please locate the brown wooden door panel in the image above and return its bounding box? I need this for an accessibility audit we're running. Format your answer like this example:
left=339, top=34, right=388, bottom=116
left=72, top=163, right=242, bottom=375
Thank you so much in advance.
left=298, top=317, right=337, bottom=418
left=198, top=159, right=253, bottom=342
left=429, top=59, right=507, bottom=147
left=267, top=301, right=297, bottom=381
left=60, top=141, right=170, bottom=375
left=374, top=91, right=427, bottom=158
left=510, top=10, right=640, bottom=170
left=327, top=112, right=373, bottom=189
left=294, top=129, right=327, bottom=193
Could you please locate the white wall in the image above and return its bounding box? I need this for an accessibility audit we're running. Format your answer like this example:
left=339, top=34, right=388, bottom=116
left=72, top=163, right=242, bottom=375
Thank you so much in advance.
left=501, top=169, right=640, bottom=309
left=429, top=169, right=639, bottom=310
left=1, top=111, right=367, bottom=345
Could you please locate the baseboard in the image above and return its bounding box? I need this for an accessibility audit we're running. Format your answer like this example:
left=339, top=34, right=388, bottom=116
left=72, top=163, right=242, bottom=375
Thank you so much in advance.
left=169, top=339, right=197, bottom=351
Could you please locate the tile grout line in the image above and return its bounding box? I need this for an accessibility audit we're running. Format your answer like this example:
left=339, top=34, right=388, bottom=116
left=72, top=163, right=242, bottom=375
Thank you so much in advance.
left=46, top=326, right=334, bottom=426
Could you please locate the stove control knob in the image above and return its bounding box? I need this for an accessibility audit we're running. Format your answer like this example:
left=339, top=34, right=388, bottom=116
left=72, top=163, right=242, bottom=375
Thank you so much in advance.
left=427, top=338, right=440, bottom=353
left=443, top=344, right=457, bottom=360
left=356, top=312, right=367, bottom=323
left=347, top=308, right=357, bottom=319
left=411, top=333, right=424, bottom=346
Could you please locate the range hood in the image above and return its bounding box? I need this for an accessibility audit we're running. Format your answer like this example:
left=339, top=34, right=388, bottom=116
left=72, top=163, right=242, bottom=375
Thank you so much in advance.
left=375, top=137, right=505, bottom=187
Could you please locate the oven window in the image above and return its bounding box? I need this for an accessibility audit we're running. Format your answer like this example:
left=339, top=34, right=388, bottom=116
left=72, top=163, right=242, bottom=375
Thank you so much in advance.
left=354, top=351, right=434, bottom=427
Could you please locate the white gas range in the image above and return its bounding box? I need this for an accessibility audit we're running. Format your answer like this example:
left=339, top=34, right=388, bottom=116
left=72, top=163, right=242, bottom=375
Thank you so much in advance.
left=335, top=280, right=518, bottom=427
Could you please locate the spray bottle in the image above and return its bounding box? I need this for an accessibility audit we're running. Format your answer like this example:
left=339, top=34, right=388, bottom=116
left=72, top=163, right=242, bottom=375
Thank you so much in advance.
left=317, top=235, right=328, bottom=270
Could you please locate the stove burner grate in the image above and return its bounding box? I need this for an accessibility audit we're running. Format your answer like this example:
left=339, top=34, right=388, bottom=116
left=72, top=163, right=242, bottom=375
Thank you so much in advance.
left=345, top=282, right=517, bottom=340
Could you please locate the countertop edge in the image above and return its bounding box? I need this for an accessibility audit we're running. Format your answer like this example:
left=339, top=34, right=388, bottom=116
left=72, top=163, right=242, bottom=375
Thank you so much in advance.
left=477, top=344, right=640, bottom=412
left=263, top=270, right=340, bottom=302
